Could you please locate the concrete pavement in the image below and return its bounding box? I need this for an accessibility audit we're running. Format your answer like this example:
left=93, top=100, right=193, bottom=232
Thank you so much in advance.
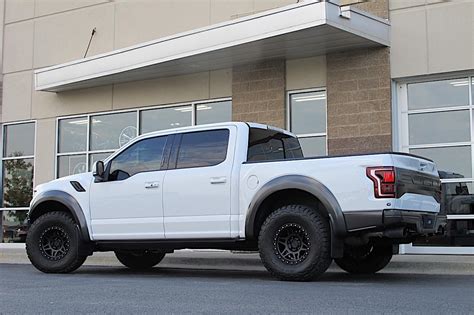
left=1, top=243, right=474, bottom=275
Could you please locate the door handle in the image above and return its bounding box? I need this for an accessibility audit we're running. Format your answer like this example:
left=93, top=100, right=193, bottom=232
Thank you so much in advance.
left=210, top=176, right=227, bottom=184
left=145, top=181, right=160, bottom=189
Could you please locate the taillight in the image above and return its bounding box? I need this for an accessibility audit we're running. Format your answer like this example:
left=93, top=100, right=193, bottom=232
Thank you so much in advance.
left=367, top=167, right=396, bottom=198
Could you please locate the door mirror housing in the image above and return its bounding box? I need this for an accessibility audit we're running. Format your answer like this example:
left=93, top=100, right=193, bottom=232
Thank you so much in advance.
left=93, top=161, right=105, bottom=181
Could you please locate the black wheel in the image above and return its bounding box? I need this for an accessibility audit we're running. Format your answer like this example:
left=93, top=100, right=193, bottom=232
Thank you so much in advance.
left=26, top=211, right=87, bottom=273
left=258, top=205, right=332, bottom=281
left=335, top=244, right=393, bottom=274
left=115, top=251, right=166, bottom=270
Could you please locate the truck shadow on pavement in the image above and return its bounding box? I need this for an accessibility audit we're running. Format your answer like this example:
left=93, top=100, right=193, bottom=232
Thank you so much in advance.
left=73, top=265, right=474, bottom=284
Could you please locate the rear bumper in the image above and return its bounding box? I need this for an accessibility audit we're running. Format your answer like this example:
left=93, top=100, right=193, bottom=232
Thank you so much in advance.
left=344, top=209, right=447, bottom=235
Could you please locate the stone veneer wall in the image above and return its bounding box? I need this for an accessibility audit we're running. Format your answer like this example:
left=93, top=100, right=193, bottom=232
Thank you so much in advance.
left=326, top=0, right=391, bottom=155
left=231, top=60, right=286, bottom=129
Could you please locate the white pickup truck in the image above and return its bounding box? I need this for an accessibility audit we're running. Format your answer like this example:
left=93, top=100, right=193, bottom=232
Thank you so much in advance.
left=26, top=122, right=445, bottom=281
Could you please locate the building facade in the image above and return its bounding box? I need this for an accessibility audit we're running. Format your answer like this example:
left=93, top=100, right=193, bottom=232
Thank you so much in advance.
left=1, top=0, right=473, bottom=254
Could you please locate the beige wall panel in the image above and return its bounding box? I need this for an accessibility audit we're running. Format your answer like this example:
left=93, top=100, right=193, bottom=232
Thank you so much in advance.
left=286, top=56, right=326, bottom=91
left=2, top=71, right=32, bottom=122
left=426, top=2, right=474, bottom=74
left=253, top=0, right=293, bottom=12
left=3, top=21, right=34, bottom=73
left=35, top=0, right=108, bottom=17
left=390, top=8, right=428, bottom=78
left=31, top=85, right=113, bottom=119
left=5, top=0, right=34, bottom=23
left=210, top=0, right=253, bottom=24
left=389, top=0, right=426, bottom=11
left=210, top=69, right=232, bottom=98
left=114, top=0, right=210, bottom=49
left=34, top=118, right=56, bottom=185
left=33, top=4, right=114, bottom=68
left=113, top=72, right=211, bottom=110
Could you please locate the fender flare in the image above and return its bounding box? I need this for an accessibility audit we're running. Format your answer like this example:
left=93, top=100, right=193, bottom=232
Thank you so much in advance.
left=29, top=190, right=91, bottom=242
left=245, top=175, right=347, bottom=240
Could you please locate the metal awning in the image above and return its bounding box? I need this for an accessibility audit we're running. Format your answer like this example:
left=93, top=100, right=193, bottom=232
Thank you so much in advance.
left=35, top=0, right=390, bottom=92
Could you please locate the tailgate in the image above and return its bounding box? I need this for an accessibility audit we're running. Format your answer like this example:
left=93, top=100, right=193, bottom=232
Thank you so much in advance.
left=391, top=153, right=441, bottom=202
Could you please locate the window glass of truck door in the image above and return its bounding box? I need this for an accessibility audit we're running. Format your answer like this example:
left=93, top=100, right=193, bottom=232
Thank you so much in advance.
left=176, top=130, right=229, bottom=169
left=108, top=136, right=168, bottom=181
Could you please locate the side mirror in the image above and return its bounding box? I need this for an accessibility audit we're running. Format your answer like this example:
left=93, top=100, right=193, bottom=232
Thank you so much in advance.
left=93, top=161, right=105, bottom=181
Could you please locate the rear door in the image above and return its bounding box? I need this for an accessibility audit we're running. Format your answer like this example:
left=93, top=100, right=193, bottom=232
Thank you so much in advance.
left=163, top=127, right=235, bottom=238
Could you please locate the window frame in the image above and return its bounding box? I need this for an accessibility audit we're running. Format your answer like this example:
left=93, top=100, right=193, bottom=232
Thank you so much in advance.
left=286, top=88, right=328, bottom=156
left=55, top=97, right=232, bottom=178
left=0, top=120, right=37, bottom=212
left=170, top=129, right=230, bottom=170
left=396, top=75, right=474, bottom=223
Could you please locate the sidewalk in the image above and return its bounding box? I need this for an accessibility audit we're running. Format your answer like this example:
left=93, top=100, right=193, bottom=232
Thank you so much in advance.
left=1, top=243, right=473, bottom=275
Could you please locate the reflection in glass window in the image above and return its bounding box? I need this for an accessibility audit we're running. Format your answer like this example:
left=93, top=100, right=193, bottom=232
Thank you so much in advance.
left=298, top=137, right=326, bottom=157
left=177, top=130, right=229, bottom=168
left=58, top=117, right=87, bottom=153
left=1, top=210, right=29, bottom=243
left=109, top=136, right=168, bottom=181
left=2, top=158, right=34, bottom=208
left=290, top=91, right=326, bottom=135
left=196, top=101, right=232, bottom=125
left=288, top=90, right=327, bottom=157
left=3, top=123, right=35, bottom=157
left=90, top=112, right=137, bottom=151
left=408, top=110, right=470, bottom=145
left=410, top=146, right=472, bottom=179
left=140, top=106, right=192, bottom=134
left=57, top=155, right=87, bottom=178
left=408, top=78, right=469, bottom=110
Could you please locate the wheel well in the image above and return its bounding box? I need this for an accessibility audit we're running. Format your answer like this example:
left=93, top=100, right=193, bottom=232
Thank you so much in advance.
left=29, top=200, right=75, bottom=224
left=252, top=189, right=329, bottom=239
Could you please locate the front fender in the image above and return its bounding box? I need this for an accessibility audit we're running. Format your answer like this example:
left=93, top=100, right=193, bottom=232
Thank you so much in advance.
left=29, top=190, right=91, bottom=242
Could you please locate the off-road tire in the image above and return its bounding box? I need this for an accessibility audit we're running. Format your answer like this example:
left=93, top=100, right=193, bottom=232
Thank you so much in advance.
left=26, top=211, right=87, bottom=273
left=115, top=251, right=166, bottom=270
left=258, top=205, right=332, bottom=281
left=335, top=244, right=393, bottom=274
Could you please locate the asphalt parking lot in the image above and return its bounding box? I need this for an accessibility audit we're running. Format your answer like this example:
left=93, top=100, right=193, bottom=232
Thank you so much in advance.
left=1, top=248, right=474, bottom=314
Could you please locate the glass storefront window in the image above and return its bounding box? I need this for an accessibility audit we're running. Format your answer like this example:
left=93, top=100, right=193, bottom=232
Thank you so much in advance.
left=408, top=110, right=470, bottom=145
left=195, top=101, right=232, bottom=125
left=288, top=90, right=327, bottom=157
left=401, top=76, right=474, bottom=248
left=407, top=78, right=469, bottom=110
left=57, top=155, right=87, bottom=178
left=90, top=112, right=137, bottom=151
left=56, top=99, right=232, bottom=178
left=3, top=122, right=35, bottom=157
left=140, top=105, right=192, bottom=134
left=58, top=117, right=87, bottom=153
left=1, top=210, right=29, bottom=243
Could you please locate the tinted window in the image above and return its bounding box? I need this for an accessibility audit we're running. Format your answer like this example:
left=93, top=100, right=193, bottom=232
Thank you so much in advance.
left=248, top=128, right=303, bottom=162
left=108, top=136, right=168, bottom=181
left=176, top=130, right=229, bottom=168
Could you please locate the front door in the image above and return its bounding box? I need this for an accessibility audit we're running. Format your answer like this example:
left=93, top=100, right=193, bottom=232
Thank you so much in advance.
left=90, top=135, right=169, bottom=240
left=163, top=128, right=234, bottom=239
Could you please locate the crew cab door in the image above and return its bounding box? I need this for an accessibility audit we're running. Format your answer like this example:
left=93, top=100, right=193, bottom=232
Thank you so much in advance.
left=163, top=127, right=235, bottom=238
left=89, top=135, right=170, bottom=240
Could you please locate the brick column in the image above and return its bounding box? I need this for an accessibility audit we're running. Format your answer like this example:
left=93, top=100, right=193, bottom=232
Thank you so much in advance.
left=326, top=1, right=391, bottom=155
left=232, top=60, right=286, bottom=129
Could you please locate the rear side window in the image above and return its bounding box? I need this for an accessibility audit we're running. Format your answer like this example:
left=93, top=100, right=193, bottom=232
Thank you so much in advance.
left=108, top=136, right=168, bottom=181
left=248, top=128, right=303, bottom=162
left=176, top=129, right=229, bottom=168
